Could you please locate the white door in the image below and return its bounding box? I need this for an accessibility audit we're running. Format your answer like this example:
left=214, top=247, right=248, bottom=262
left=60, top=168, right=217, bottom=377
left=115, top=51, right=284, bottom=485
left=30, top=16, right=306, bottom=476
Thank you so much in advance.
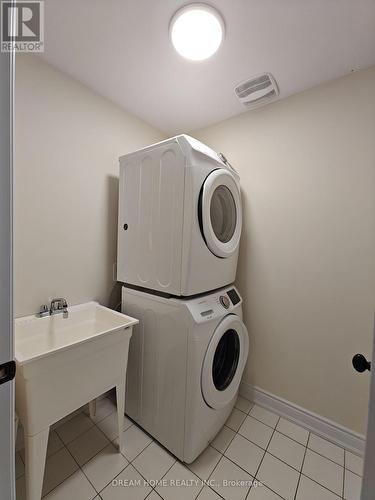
left=360, top=319, right=375, bottom=500
left=201, top=314, right=249, bottom=409
left=0, top=40, right=15, bottom=500
left=200, top=169, right=242, bottom=258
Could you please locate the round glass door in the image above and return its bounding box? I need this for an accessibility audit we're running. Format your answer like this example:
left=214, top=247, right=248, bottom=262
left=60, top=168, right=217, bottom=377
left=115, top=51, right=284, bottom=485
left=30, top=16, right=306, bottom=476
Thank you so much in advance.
left=200, top=169, right=242, bottom=258
left=210, top=186, right=237, bottom=244
left=201, top=315, right=249, bottom=409
left=212, top=329, right=240, bottom=390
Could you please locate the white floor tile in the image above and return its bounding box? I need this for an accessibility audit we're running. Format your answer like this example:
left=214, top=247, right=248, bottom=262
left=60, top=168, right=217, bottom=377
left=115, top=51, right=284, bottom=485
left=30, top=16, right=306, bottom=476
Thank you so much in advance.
left=249, top=406, right=279, bottom=429
left=196, top=486, right=223, bottom=500
left=114, top=425, right=152, bottom=461
left=133, top=441, right=175, bottom=482
left=302, top=449, right=343, bottom=496
left=15, top=452, right=24, bottom=479
left=84, top=397, right=117, bottom=424
left=188, top=446, right=221, bottom=480
left=256, top=453, right=299, bottom=500
left=247, top=483, right=283, bottom=499
left=276, top=418, right=309, bottom=446
left=226, top=408, right=247, bottom=432
left=56, top=413, right=94, bottom=445
left=155, top=461, right=203, bottom=500
left=42, top=447, right=79, bottom=496
left=345, top=451, right=364, bottom=477
left=238, top=416, right=273, bottom=449
left=210, top=426, right=235, bottom=453
left=82, top=443, right=128, bottom=492
left=101, top=464, right=152, bottom=500
left=96, top=412, right=132, bottom=442
left=67, top=426, right=110, bottom=466
left=267, top=431, right=305, bottom=471
left=235, top=396, right=253, bottom=414
left=308, top=434, right=344, bottom=466
left=210, top=456, right=253, bottom=500
left=344, top=470, right=362, bottom=500
left=43, top=469, right=97, bottom=500
left=296, top=475, right=341, bottom=500
left=225, top=434, right=264, bottom=477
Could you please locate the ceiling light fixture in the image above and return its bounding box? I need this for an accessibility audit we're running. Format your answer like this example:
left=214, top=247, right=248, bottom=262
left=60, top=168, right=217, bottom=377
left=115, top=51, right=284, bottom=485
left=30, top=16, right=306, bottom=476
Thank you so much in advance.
left=170, top=3, right=225, bottom=61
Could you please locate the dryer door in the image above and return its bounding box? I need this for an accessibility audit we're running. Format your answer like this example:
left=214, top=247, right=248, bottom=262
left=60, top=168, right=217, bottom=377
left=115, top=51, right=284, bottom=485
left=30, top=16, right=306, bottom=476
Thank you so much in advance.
left=202, top=314, right=249, bottom=409
left=200, top=169, right=242, bottom=258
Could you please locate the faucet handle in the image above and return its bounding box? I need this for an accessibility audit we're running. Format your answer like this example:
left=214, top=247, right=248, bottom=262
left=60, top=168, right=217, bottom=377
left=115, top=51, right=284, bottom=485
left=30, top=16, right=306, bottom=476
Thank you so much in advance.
left=50, top=297, right=68, bottom=311
left=37, top=304, right=49, bottom=317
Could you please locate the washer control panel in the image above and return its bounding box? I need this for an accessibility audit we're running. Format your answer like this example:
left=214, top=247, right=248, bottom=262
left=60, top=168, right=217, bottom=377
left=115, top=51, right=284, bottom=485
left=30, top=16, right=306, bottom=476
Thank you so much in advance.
left=186, top=286, right=242, bottom=323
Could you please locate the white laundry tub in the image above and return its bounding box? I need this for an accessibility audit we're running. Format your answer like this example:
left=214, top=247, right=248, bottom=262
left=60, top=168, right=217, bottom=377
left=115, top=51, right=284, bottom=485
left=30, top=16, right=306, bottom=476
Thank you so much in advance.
left=15, top=302, right=138, bottom=500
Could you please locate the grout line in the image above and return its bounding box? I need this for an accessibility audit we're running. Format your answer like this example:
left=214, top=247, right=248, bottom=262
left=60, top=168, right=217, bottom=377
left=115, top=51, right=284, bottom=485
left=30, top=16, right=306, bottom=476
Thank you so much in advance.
left=94, top=461, right=129, bottom=496
left=204, top=455, right=226, bottom=500
left=304, top=446, right=346, bottom=469
left=297, top=472, right=343, bottom=499
left=210, top=425, right=237, bottom=454
left=128, top=438, right=154, bottom=464
left=293, top=431, right=310, bottom=500
left=40, top=446, right=82, bottom=498
left=96, top=461, right=133, bottom=496
left=299, top=470, right=345, bottom=498
left=62, top=439, right=100, bottom=495
left=237, top=423, right=279, bottom=453
left=245, top=416, right=281, bottom=500
left=342, top=451, right=346, bottom=499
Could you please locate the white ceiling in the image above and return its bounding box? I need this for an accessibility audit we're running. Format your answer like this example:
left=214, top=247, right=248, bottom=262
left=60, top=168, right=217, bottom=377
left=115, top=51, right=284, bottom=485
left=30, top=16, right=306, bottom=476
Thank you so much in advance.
left=41, top=0, right=375, bottom=134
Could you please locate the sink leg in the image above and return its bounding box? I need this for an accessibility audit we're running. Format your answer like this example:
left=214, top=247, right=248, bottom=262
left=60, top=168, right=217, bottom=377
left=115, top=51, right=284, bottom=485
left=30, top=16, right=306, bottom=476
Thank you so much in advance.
left=116, top=382, right=125, bottom=453
left=25, top=427, right=49, bottom=500
left=89, top=399, right=96, bottom=419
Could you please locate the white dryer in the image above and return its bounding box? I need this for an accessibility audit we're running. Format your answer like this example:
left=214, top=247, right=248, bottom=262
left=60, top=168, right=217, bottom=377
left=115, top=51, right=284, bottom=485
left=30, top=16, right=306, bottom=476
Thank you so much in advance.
left=117, top=135, right=242, bottom=296
left=122, top=285, right=249, bottom=463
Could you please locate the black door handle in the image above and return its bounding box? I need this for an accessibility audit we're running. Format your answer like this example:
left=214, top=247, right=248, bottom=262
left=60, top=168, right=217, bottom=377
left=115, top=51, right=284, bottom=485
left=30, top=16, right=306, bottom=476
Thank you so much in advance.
left=0, top=360, right=16, bottom=385
left=352, top=354, right=371, bottom=373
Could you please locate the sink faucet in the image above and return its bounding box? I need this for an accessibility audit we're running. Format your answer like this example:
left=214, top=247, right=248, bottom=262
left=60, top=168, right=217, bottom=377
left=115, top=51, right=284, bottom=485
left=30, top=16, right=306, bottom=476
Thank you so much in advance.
left=37, top=298, right=69, bottom=318
left=50, top=298, right=69, bottom=318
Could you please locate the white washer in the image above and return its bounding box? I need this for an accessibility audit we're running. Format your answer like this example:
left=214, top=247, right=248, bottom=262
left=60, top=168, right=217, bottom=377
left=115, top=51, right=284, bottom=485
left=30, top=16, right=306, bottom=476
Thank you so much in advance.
left=122, top=285, right=249, bottom=463
left=117, top=135, right=242, bottom=296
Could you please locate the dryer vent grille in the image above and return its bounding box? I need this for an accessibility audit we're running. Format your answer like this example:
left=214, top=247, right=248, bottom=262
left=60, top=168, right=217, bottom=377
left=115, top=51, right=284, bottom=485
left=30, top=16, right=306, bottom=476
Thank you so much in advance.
left=235, top=73, right=279, bottom=108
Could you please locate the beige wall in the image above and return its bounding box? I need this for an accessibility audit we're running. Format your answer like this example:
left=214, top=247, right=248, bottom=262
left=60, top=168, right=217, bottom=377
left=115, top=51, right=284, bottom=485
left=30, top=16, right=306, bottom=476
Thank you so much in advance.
left=194, top=67, right=375, bottom=434
left=14, top=55, right=165, bottom=317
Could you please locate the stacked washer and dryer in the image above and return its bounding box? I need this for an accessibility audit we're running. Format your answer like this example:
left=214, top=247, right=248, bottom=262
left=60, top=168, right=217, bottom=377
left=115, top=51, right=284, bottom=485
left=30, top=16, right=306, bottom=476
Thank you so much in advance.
left=117, top=135, right=249, bottom=463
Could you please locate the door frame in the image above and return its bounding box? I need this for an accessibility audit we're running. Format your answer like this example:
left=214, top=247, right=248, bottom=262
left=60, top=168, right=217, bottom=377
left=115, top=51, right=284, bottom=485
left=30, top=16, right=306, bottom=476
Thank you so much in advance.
left=361, top=318, right=375, bottom=499
left=0, top=17, right=15, bottom=500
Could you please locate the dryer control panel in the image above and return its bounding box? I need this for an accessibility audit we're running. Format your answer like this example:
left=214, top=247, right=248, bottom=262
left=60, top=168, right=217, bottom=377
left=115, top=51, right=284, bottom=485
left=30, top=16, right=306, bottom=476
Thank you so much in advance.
left=186, top=286, right=242, bottom=323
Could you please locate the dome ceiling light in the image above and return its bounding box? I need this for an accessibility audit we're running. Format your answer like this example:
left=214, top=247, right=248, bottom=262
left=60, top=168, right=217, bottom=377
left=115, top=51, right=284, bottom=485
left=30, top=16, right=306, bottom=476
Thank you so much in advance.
left=170, top=4, right=225, bottom=61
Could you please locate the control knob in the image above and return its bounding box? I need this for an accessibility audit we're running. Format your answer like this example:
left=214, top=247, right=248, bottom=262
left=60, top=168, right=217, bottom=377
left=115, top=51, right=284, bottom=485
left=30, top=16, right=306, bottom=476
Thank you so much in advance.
left=219, top=295, right=230, bottom=309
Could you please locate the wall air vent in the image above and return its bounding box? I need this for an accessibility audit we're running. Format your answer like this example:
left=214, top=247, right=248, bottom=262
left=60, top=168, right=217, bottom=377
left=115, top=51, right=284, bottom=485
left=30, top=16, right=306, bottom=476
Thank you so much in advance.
left=234, top=73, right=279, bottom=109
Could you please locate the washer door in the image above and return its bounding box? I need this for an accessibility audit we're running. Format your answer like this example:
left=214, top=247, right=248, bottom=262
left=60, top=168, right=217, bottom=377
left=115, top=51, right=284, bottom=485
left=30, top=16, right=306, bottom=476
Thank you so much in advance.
left=201, top=315, right=249, bottom=409
left=200, top=169, right=242, bottom=258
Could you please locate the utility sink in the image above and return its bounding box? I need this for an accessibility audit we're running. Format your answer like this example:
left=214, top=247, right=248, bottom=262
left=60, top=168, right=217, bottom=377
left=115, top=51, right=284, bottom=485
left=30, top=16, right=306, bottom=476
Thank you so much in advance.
left=15, top=301, right=138, bottom=500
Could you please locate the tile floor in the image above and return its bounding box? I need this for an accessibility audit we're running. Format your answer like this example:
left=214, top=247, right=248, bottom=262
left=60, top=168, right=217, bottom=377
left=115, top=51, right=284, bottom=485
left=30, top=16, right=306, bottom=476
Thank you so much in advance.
left=15, top=394, right=364, bottom=500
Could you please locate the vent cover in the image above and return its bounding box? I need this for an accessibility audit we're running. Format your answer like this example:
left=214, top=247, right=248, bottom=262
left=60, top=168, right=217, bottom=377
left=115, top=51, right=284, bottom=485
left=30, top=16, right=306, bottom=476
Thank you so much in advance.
left=235, top=73, right=279, bottom=108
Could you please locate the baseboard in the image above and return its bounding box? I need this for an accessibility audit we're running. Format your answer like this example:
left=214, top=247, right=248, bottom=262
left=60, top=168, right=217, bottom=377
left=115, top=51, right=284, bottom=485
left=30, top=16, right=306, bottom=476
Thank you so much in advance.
left=240, top=381, right=366, bottom=456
